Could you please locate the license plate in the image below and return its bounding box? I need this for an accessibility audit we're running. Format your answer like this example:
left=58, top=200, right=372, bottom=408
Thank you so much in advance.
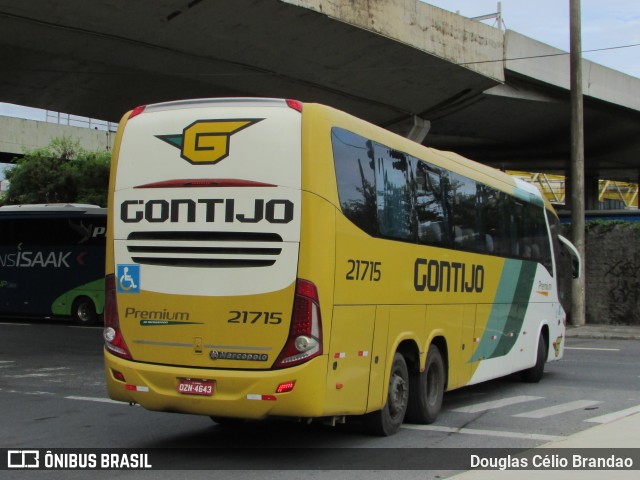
left=177, top=378, right=215, bottom=396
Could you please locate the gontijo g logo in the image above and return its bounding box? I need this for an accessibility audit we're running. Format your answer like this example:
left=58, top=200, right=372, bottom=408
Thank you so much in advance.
left=156, top=119, right=263, bottom=165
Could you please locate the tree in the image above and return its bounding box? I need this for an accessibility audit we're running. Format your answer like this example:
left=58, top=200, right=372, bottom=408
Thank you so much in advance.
left=3, top=136, right=111, bottom=207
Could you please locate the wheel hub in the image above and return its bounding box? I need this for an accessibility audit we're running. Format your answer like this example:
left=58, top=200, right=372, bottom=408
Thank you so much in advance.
left=389, top=373, right=407, bottom=417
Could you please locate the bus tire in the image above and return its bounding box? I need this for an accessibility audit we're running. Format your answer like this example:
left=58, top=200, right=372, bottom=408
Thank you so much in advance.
left=363, top=352, right=409, bottom=436
left=72, top=297, right=98, bottom=326
left=521, top=333, right=547, bottom=383
left=406, top=344, right=445, bottom=424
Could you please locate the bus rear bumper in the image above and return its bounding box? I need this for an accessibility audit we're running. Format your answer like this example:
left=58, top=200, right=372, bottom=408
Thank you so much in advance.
left=104, top=351, right=329, bottom=419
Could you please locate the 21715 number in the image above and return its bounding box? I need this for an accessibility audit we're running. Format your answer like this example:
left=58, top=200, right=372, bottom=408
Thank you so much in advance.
left=346, top=259, right=382, bottom=281
left=227, top=311, right=282, bottom=324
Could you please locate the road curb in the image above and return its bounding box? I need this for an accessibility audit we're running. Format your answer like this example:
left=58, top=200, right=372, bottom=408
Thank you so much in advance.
left=565, top=326, right=640, bottom=341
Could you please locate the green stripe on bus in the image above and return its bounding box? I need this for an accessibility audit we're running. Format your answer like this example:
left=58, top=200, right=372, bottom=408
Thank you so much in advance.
left=494, top=261, right=538, bottom=356
left=469, top=259, right=537, bottom=362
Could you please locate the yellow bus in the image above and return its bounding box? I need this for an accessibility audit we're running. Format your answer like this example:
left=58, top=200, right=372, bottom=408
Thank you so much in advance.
left=104, top=98, right=579, bottom=435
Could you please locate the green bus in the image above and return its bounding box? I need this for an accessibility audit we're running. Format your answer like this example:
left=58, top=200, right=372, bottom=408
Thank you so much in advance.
left=0, top=204, right=106, bottom=324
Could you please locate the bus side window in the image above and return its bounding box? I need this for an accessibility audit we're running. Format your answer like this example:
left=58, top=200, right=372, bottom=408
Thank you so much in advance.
left=530, top=206, right=553, bottom=273
left=374, top=145, right=413, bottom=241
left=508, top=199, right=522, bottom=257
left=331, top=128, right=377, bottom=236
left=449, top=173, right=482, bottom=252
left=414, top=162, right=447, bottom=247
left=518, top=202, right=553, bottom=273
left=480, top=186, right=504, bottom=255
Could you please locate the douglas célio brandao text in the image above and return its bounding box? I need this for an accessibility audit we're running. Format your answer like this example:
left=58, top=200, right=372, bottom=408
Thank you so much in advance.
left=470, top=453, right=634, bottom=470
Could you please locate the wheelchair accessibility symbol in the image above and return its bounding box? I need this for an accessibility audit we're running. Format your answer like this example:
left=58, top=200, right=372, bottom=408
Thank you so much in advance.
left=117, top=264, right=140, bottom=293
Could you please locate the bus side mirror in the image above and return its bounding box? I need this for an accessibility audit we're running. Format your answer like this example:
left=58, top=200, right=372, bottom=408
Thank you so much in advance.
left=557, top=234, right=581, bottom=279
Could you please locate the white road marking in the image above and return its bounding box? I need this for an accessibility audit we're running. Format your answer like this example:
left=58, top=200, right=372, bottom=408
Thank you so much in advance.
left=452, top=395, right=543, bottom=413
left=65, top=396, right=124, bottom=405
left=1, top=387, right=126, bottom=404
left=402, top=424, right=564, bottom=442
left=564, top=347, right=620, bottom=351
left=3, top=366, right=71, bottom=378
left=585, top=405, right=640, bottom=424
left=0, top=387, right=55, bottom=396
left=513, top=400, right=602, bottom=418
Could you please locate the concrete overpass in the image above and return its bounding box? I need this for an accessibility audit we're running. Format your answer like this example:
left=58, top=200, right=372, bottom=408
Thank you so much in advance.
left=0, top=116, right=115, bottom=163
left=0, top=0, right=639, bottom=185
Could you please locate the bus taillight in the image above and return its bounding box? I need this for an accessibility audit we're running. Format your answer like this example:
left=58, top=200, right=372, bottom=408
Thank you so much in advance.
left=128, top=105, right=146, bottom=120
left=286, top=99, right=303, bottom=112
left=103, top=274, right=133, bottom=360
left=274, top=279, right=322, bottom=368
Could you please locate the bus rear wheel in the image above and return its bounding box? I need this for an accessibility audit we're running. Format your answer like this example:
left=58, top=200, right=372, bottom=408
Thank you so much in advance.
left=406, top=344, right=445, bottom=424
left=72, top=297, right=98, bottom=326
left=363, top=352, right=409, bottom=436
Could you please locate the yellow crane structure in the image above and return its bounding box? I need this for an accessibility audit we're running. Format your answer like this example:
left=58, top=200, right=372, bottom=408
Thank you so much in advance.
left=509, top=171, right=639, bottom=209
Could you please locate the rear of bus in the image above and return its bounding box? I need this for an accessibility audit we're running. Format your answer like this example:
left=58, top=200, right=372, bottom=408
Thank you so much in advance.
left=104, top=98, right=328, bottom=419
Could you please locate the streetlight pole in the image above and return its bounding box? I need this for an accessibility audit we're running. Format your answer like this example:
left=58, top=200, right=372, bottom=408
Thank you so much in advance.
left=570, top=0, right=586, bottom=325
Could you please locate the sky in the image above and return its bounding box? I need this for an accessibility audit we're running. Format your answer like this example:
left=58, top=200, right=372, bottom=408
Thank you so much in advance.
left=425, top=0, right=640, bottom=78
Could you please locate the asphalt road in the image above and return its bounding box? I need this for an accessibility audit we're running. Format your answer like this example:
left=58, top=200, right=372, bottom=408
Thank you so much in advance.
left=1, top=319, right=639, bottom=478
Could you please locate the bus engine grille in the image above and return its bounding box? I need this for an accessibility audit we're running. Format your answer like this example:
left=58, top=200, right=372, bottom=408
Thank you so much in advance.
left=126, top=231, right=282, bottom=268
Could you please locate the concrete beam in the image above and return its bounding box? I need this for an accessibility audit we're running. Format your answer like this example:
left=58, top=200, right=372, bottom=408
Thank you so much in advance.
left=505, top=30, right=640, bottom=111
left=282, top=0, right=505, bottom=82
left=407, top=115, right=431, bottom=144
